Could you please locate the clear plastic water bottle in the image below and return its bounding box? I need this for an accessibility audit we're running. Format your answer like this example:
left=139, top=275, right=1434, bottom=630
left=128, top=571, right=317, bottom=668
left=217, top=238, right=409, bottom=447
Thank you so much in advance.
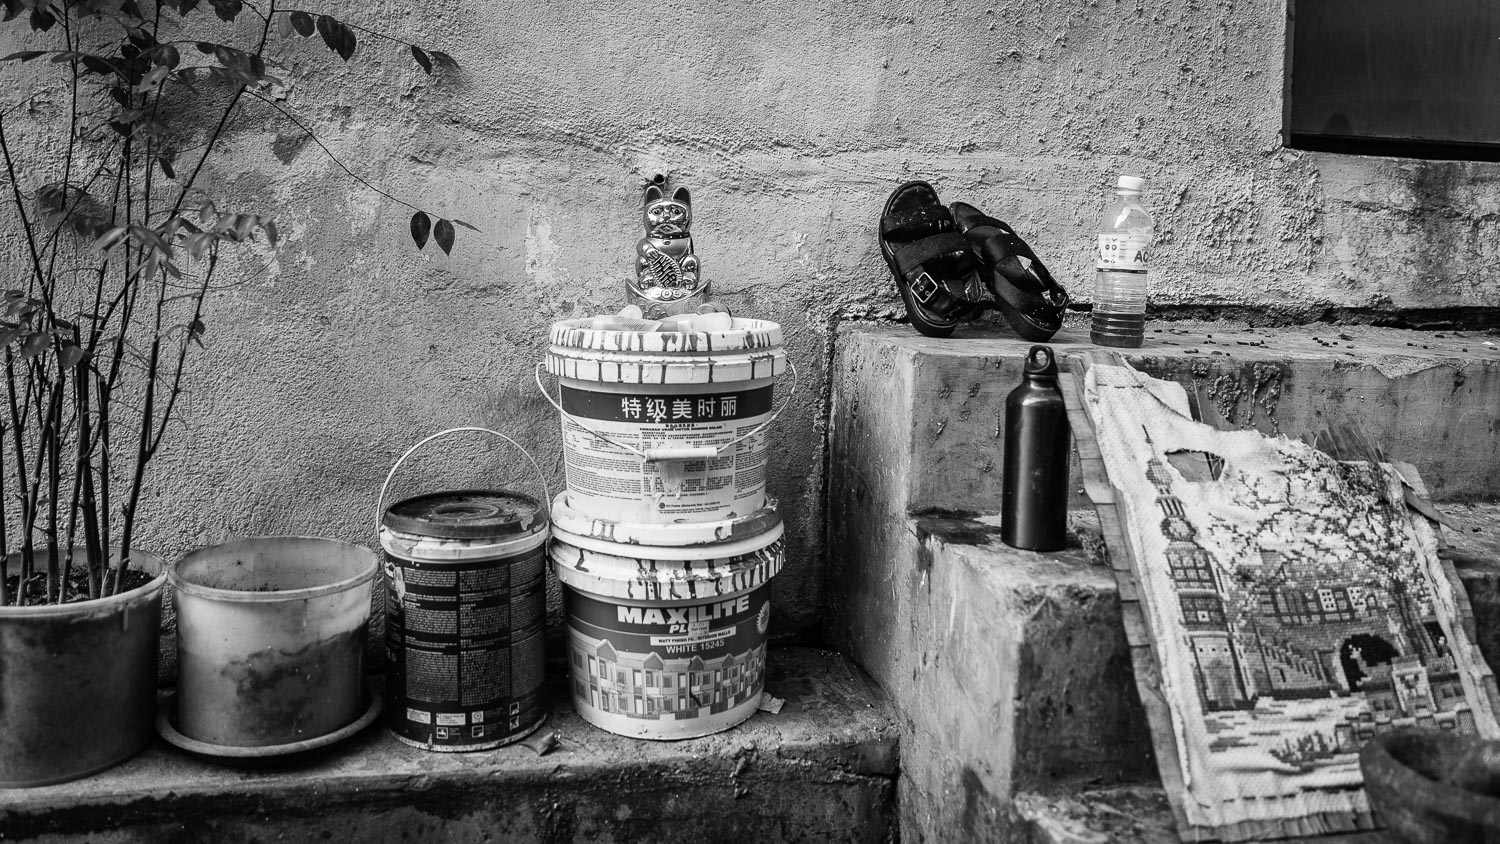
left=1090, top=175, right=1154, bottom=348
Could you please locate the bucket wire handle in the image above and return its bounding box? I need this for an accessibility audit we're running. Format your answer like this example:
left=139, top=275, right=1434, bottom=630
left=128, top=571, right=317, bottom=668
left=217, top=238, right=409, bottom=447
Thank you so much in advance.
left=376, top=427, right=552, bottom=536
left=532, top=359, right=799, bottom=462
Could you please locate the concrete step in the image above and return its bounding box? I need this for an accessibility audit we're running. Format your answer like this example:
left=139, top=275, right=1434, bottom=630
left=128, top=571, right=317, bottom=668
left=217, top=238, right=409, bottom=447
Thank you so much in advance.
left=833, top=321, right=1500, bottom=519
left=895, top=507, right=1500, bottom=842
left=0, top=647, right=897, bottom=843
left=1011, top=786, right=1397, bottom=844
left=825, top=322, right=1500, bottom=842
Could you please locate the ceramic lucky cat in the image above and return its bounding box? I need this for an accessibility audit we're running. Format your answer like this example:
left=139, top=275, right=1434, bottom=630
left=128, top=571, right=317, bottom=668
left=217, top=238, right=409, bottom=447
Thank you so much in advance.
left=628, top=183, right=709, bottom=317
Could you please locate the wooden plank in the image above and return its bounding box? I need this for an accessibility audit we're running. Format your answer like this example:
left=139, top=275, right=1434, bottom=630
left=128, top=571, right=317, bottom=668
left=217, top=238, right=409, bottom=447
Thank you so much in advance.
left=1065, top=355, right=1207, bottom=841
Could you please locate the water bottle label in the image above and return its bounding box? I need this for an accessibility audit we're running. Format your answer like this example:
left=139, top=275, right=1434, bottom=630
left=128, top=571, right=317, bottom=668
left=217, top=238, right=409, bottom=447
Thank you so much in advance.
left=1097, top=233, right=1150, bottom=271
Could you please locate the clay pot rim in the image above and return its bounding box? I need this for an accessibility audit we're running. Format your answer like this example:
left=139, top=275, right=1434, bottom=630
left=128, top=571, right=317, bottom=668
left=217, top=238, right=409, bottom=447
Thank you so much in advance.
left=170, top=535, right=376, bottom=603
left=0, top=548, right=166, bottom=618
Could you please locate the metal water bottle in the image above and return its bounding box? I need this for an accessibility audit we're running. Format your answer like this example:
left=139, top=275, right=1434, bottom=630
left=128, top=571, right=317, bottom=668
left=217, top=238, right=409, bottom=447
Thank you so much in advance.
left=1002, top=345, right=1071, bottom=551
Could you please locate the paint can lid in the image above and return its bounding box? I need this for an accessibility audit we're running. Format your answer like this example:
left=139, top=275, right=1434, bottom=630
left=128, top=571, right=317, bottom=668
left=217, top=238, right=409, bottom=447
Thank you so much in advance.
left=549, top=492, right=781, bottom=548
left=548, top=317, right=783, bottom=355
left=382, top=490, right=546, bottom=540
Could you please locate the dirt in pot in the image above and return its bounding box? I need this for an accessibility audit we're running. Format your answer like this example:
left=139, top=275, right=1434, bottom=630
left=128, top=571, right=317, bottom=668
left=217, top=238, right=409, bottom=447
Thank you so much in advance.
left=3, top=566, right=154, bottom=605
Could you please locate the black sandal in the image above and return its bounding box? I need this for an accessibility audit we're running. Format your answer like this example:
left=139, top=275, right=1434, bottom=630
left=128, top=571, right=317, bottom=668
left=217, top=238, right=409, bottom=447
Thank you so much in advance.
left=879, top=181, right=988, bottom=338
left=950, top=202, right=1070, bottom=342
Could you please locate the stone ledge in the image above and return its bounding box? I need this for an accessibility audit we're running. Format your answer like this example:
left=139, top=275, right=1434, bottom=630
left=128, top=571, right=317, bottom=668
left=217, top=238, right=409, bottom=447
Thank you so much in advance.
left=1012, top=786, right=1399, bottom=844
left=0, top=647, right=896, bottom=843
left=836, top=321, right=1500, bottom=518
left=922, top=505, right=1500, bottom=842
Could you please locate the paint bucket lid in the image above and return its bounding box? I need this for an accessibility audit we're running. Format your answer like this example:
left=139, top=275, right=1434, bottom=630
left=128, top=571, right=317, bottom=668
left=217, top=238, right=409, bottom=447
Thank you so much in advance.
left=549, top=492, right=781, bottom=548
left=545, top=317, right=787, bottom=385
left=549, top=517, right=784, bottom=602
left=381, top=489, right=546, bottom=540
left=548, top=317, right=782, bottom=355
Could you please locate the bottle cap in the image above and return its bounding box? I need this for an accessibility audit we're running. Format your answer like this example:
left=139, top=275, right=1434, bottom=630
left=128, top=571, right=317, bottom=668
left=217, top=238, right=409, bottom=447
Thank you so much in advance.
left=1022, top=345, right=1059, bottom=380
left=1116, top=174, right=1146, bottom=193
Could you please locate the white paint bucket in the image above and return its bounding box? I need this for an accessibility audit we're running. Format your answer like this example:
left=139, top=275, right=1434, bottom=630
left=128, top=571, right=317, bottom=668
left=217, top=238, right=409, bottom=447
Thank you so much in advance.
left=549, top=510, right=784, bottom=740
left=375, top=428, right=551, bottom=752
left=538, top=317, right=792, bottom=525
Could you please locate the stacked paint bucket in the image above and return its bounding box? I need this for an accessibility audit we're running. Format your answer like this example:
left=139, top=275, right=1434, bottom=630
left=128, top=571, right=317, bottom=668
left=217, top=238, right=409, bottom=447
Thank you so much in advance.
left=540, top=314, right=789, bottom=739
left=376, top=429, right=550, bottom=751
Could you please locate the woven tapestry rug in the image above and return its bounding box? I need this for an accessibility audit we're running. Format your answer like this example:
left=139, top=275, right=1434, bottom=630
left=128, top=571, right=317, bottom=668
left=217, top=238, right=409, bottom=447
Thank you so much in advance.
left=1083, top=362, right=1500, bottom=838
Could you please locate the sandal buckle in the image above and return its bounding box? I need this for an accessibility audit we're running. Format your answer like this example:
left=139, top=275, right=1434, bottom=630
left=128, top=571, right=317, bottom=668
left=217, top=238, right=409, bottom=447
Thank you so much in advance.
left=910, top=272, right=940, bottom=304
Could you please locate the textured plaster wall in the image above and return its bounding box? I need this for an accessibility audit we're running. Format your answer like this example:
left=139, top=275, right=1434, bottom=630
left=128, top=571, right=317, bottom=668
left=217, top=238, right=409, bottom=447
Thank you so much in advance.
left=4, top=0, right=1497, bottom=637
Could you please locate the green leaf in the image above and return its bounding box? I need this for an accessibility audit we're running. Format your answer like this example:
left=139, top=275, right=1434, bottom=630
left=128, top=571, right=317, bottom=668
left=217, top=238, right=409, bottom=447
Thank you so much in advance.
left=158, top=156, right=175, bottom=180
left=157, top=45, right=180, bottom=69
left=317, top=16, right=356, bottom=62
left=1, top=51, right=47, bottom=63
left=58, top=345, right=84, bottom=369
left=209, top=0, right=242, bottom=22
left=81, top=56, right=114, bottom=76
left=1, top=0, right=21, bottom=23
left=90, top=226, right=128, bottom=252
left=127, top=224, right=169, bottom=254
left=135, top=64, right=169, bottom=92
left=410, top=211, right=431, bottom=249
left=289, top=11, right=314, bottom=36
left=196, top=42, right=216, bottom=55
left=20, top=332, right=47, bottom=360
left=29, top=8, right=55, bottom=31
left=410, top=45, right=432, bottom=74
left=430, top=50, right=457, bottom=69
left=452, top=219, right=481, bottom=232
left=276, top=12, right=294, bottom=39
left=189, top=317, right=206, bottom=348
left=434, top=219, right=455, bottom=255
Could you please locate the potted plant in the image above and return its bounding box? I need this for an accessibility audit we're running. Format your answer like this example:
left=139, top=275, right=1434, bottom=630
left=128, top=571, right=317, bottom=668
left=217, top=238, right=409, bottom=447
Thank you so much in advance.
left=0, top=0, right=466, bottom=784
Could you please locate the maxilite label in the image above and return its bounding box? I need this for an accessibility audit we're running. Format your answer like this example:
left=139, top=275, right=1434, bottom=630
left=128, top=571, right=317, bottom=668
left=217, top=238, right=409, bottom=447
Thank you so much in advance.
left=564, top=585, right=768, bottom=657
left=616, top=595, right=750, bottom=626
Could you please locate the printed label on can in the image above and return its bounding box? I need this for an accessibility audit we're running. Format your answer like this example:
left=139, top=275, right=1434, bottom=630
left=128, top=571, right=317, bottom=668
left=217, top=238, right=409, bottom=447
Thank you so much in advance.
left=561, top=583, right=771, bottom=738
left=559, top=384, right=772, bottom=520
left=384, top=544, right=547, bottom=749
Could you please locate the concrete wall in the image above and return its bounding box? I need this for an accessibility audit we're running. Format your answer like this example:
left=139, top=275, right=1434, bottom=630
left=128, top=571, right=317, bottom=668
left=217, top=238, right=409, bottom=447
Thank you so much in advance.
left=3, top=0, right=1497, bottom=637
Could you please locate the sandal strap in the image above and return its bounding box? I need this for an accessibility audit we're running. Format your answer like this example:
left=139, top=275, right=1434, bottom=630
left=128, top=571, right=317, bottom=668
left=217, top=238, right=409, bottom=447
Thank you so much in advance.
left=961, top=220, right=1069, bottom=318
left=892, top=232, right=970, bottom=277
left=989, top=255, right=1070, bottom=323
left=892, top=233, right=986, bottom=317
left=880, top=206, right=954, bottom=241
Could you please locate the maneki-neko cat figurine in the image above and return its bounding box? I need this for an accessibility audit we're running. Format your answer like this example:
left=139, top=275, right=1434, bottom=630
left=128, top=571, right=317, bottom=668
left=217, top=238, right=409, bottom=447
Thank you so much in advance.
left=627, top=182, right=710, bottom=317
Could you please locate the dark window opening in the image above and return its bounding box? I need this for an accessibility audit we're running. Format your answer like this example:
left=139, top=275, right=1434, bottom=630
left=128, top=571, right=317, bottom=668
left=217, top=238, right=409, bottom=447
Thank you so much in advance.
left=1285, top=0, right=1500, bottom=161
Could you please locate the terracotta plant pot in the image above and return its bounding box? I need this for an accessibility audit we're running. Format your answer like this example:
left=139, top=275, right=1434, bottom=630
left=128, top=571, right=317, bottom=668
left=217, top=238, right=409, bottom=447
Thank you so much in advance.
left=1360, top=727, right=1500, bottom=843
left=0, top=550, right=166, bottom=787
left=170, top=536, right=376, bottom=748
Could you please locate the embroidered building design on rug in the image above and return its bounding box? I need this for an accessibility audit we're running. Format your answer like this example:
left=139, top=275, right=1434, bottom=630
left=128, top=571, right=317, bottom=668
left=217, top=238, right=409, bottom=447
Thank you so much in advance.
left=1081, top=363, right=1500, bottom=840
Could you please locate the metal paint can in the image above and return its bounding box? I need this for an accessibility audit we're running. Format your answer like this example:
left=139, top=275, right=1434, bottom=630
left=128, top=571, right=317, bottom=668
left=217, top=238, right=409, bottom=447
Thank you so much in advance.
left=379, top=489, right=548, bottom=751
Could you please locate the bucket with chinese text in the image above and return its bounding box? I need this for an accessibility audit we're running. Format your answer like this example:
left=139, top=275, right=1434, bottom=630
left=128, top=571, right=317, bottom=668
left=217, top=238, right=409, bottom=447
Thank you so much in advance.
left=377, top=428, right=550, bottom=752
left=548, top=508, right=783, bottom=740
left=537, top=317, right=792, bottom=525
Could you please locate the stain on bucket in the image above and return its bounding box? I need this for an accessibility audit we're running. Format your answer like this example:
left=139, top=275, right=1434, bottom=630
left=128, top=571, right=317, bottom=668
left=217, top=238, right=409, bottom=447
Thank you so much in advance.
left=380, top=490, right=548, bottom=751
left=549, top=517, right=784, bottom=740
left=540, top=317, right=789, bottom=525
